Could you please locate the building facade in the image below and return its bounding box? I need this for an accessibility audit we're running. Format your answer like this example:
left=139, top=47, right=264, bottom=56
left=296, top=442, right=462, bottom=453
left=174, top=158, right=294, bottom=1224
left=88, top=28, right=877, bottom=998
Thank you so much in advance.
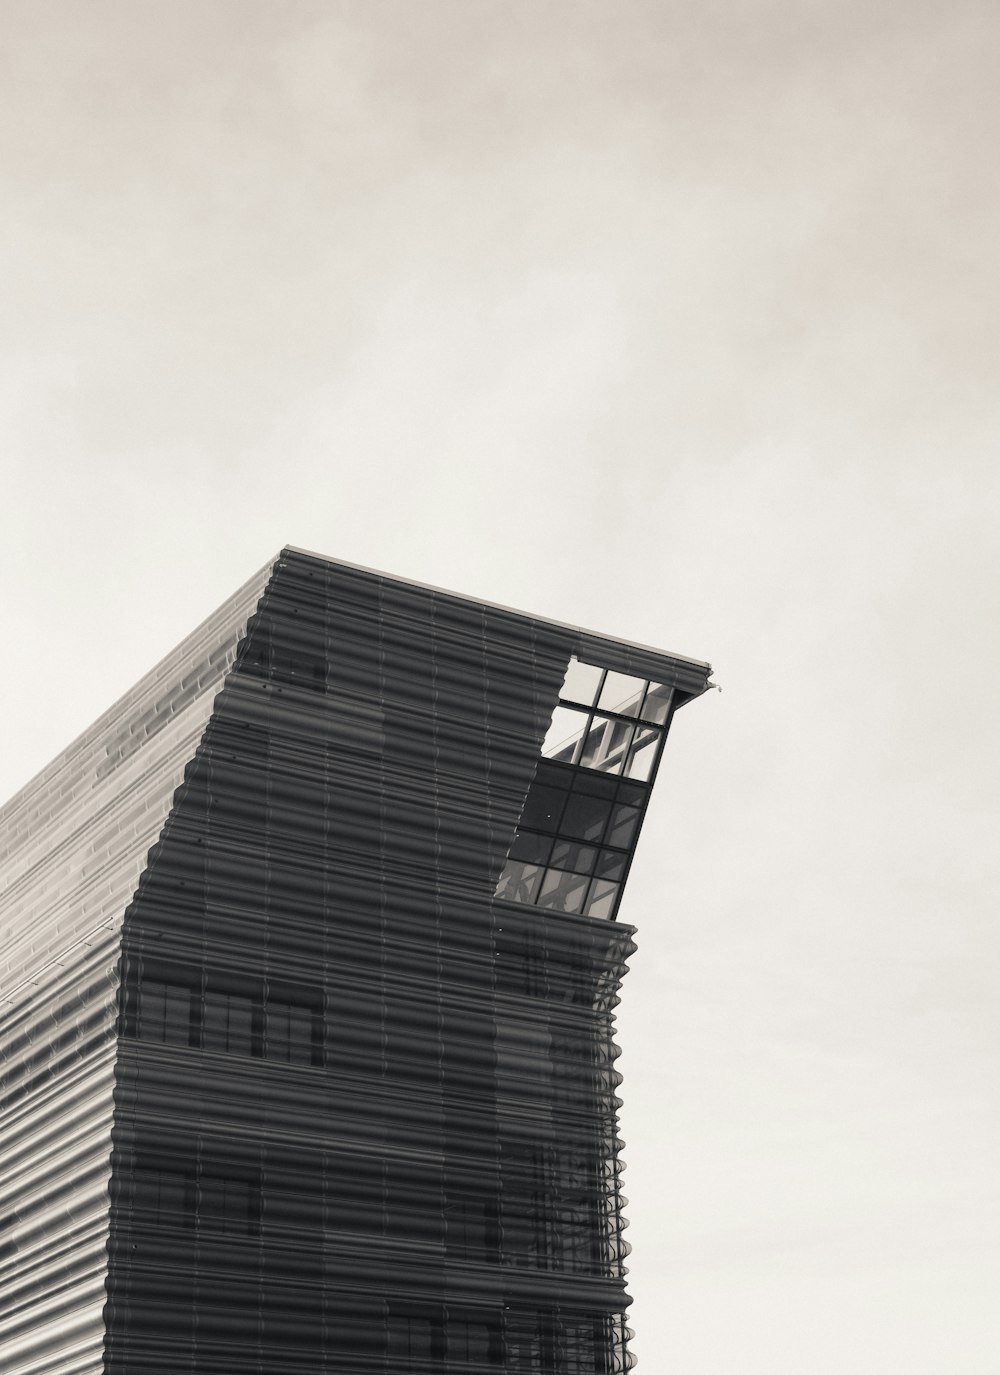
left=0, top=548, right=712, bottom=1375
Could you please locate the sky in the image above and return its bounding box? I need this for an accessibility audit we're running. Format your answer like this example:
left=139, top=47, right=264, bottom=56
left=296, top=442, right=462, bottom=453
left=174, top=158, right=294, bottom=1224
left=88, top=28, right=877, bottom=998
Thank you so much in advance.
left=3, top=1, right=999, bottom=1368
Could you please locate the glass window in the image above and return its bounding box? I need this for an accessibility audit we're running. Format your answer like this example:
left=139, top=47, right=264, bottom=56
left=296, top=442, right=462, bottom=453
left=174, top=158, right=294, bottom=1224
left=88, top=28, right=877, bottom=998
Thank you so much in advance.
left=495, top=860, right=545, bottom=904
left=549, top=840, right=598, bottom=875
left=606, top=803, right=640, bottom=849
left=203, top=991, right=254, bottom=1056
left=559, top=794, right=611, bottom=845
left=133, top=1167, right=188, bottom=1223
left=139, top=980, right=192, bottom=1045
left=578, top=715, right=631, bottom=775
left=559, top=658, right=604, bottom=707
left=640, top=680, right=673, bottom=725
left=624, top=725, right=661, bottom=781
left=595, top=850, right=627, bottom=882
left=518, top=783, right=568, bottom=833
left=266, top=1001, right=315, bottom=1065
left=571, top=769, right=616, bottom=799
left=537, top=869, right=589, bottom=915
left=509, top=830, right=554, bottom=865
left=597, top=669, right=647, bottom=718
left=198, top=1176, right=256, bottom=1235
left=583, top=879, right=620, bottom=920
left=541, top=706, right=591, bottom=764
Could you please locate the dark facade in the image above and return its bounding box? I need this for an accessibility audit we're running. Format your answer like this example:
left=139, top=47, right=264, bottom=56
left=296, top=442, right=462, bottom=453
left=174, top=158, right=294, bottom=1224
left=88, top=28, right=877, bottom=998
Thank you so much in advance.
left=0, top=548, right=712, bottom=1375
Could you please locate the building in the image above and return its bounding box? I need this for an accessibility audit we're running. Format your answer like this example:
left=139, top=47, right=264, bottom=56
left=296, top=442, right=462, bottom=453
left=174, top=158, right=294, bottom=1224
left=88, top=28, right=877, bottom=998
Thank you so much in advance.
left=0, top=547, right=712, bottom=1375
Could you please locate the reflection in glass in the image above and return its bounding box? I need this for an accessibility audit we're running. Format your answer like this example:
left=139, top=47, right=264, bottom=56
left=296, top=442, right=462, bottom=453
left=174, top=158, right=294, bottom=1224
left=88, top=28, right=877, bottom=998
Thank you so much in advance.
left=595, top=850, right=627, bottom=882
left=541, top=706, right=591, bottom=764
left=510, top=830, right=554, bottom=865
left=597, top=670, right=646, bottom=718
left=560, top=658, right=604, bottom=707
left=578, top=715, right=633, bottom=775
left=624, top=726, right=660, bottom=781
left=605, top=804, right=640, bottom=849
left=560, top=794, right=612, bottom=845
left=519, top=784, right=568, bottom=833
left=495, top=861, right=544, bottom=904
left=549, top=840, right=598, bottom=875
left=203, top=992, right=254, bottom=1056
left=583, top=880, right=620, bottom=920
left=537, top=869, right=589, bottom=914
left=640, top=681, right=673, bottom=725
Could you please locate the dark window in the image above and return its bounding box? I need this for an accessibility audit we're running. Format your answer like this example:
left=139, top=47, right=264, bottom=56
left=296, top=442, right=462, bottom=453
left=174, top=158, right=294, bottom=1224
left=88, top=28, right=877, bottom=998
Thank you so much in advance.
left=560, top=794, right=611, bottom=845
left=132, top=1167, right=189, bottom=1224
left=202, top=990, right=254, bottom=1056
left=198, top=1175, right=258, bottom=1236
left=387, top=1310, right=443, bottom=1364
left=265, top=1000, right=316, bottom=1065
left=138, top=980, right=193, bottom=1045
left=519, top=783, right=569, bottom=833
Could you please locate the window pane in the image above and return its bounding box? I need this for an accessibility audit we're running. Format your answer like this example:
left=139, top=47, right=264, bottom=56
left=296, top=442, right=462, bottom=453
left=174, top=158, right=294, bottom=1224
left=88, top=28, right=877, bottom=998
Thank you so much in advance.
left=519, top=783, right=568, bottom=833
left=509, top=830, right=554, bottom=865
left=583, top=879, right=620, bottom=919
left=559, top=658, right=604, bottom=707
left=139, top=980, right=192, bottom=1045
left=597, top=669, right=646, bottom=718
left=578, top=715, right=632, bottom=775
left=203, top=991, right=255, bottom=1056
left=595, top=849, right=627, bottom=881
left=640, top=680, right=673, bottom=724
left=606, top=803, right=640, bottom=849
left=559, top=794, right=611, bottom=844
left=267, top=1001, right=314, bottom=1065
left=537, top=868, right=589, bottom=914
left=616, top=779, right=647, bottom=806
left=625, top=725, right=661, bottom=781
left=541, top=706, right=590, bottom=763
left=495, top=860, right=544, bottom=904
left=549, top=839, right=598, bottom=875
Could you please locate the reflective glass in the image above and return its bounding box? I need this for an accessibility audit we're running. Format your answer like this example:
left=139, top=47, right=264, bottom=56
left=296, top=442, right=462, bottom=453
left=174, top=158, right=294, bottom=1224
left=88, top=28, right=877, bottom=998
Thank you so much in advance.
left=541, top=706, right=591, bottom=764
left=266, top=1002, right=314, bottom=1065
left=519, top=784, right=568, bottom=833
left=639, top=680, right=673, bottom=725
left=605, top=803, right=640, bottom=849
left=578, top=715, right=632, bottom=775
left=203, top=992, right=254, bottom=1056
left=537, top=869, right=589, bottom=914
left=559, top=658, right=604, bottom=707
left=572, top=770, right=617, bottom=799
left=583, top=879, right=620, bottom=920
left=495, top=860, right=544, bottom=904
left=560, top=794, right=612, bottom=844
left=595, top=850, right=627, bottom=881
left=624, top=725, right=660, bottom=781
left=597, top=670, right=646, bottom=718
left=616, top=780, right=647, bottom=806
left=549, top=840, right=598, bottom=875
left=509, top=830, right=554, bottom=865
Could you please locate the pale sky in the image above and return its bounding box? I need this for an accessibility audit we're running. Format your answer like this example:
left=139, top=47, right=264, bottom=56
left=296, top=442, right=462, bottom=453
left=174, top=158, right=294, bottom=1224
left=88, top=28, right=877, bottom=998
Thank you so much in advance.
left=3, top=3, right=999, bottom=1369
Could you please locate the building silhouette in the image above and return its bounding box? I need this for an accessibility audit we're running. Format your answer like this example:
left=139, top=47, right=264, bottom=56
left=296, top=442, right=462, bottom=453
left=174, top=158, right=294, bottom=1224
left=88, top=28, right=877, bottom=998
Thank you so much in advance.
left=0, top=547, right=712, bottom=1375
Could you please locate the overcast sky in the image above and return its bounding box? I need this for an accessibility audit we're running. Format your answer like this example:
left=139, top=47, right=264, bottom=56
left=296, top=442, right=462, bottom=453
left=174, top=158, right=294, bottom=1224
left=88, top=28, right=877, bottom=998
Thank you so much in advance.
left=3, top=2, right=998, bottom=1369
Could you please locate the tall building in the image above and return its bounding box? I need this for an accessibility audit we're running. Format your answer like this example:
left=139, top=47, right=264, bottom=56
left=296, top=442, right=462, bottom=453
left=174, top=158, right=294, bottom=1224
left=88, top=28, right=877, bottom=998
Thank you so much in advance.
left=0, top=547, right=712, bottom=1375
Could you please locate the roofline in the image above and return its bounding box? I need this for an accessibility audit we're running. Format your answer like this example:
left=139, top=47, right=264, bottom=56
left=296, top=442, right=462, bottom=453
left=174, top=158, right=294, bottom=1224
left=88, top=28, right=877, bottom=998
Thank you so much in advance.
left=282, top=545, right=714, bottom=682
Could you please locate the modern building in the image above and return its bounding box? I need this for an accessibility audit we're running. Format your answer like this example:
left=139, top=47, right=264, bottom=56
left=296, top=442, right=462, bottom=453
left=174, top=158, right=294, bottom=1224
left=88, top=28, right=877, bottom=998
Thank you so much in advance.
left=0, top=547, right=712, bottom=1375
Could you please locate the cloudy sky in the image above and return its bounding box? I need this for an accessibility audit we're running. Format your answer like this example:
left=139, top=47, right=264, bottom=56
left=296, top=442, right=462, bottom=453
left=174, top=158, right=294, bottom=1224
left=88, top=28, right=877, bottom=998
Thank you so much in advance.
left=3, top=2, right=998, bottom=1368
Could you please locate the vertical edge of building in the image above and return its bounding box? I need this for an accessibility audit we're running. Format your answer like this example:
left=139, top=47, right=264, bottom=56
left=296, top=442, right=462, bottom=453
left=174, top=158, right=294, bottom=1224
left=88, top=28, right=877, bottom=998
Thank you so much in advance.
left=0, top=560, right=275, bottom=1375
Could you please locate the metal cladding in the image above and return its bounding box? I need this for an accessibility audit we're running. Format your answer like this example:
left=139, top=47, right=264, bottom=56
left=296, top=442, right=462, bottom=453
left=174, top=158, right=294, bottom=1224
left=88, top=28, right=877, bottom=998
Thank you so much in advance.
left=0, top=548, right=713, bottom=1375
